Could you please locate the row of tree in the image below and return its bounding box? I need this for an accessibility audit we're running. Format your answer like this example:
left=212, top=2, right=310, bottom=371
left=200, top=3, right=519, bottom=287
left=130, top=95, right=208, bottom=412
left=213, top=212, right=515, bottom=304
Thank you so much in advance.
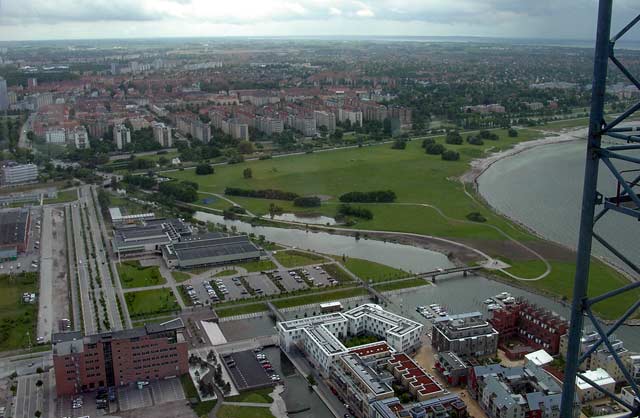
left=339, top=190, right=396, bottom=203
left=224, top=187, right=299, bottom=201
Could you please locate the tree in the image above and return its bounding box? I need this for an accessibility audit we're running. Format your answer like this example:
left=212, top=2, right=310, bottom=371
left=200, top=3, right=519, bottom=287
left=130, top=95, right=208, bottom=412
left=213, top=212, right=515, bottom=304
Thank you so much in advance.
left=422, top=138, right=435, bottom=148
left=441, top=150, right=460, bottom=161
left=445, top=130, right=463, bottom=145
left=238, top=140, right=255, bottom=154
left=508, top=128, right=519, bottom=137
left=294, top=196, right=321, bottom=207
left=425, top=143, right=445, bottom=155
left=195, top=163, right=214, bottom=175
left=391, top=139, right=406, bottom=149
left=243, top=168, right=253, bottom=179
left=307, top=375, right=316, bottom=386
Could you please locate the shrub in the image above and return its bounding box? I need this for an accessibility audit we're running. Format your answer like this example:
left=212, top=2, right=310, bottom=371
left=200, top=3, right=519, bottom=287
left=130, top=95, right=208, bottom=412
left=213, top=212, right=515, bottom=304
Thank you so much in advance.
left=425, top=143, right=445, bottom=155
left=337, top=204, right=373, bottom=220
left=466, top=212, right=487, bottom=222
left=422, top=138, right=435, bottom=148
left=508, top=128, right=518, bottom=137
left=441, top=150, right=460, bottom=161
left=293, top=196, right=321, bottom=207
left=479, top=130, right=499, bottom=140
left=339, top=190, right=396, bottom=203
left=391, top=139, right=407, bottom=149
left=466, top=136, right=484, bottom=145
left=224, top=187, right=299, bottom=201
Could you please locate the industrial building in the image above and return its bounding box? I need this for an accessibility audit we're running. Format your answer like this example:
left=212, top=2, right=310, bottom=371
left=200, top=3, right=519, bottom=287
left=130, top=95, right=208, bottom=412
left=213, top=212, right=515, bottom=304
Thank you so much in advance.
left=52, top=318, right=189, bottom=396
left=278, top=304, right=423, bottom=377
left=490, top=300, right=568, bottom=359
left=1, top=162, right=38, bottom=186
left=111, top=218, right=192, bottom=257
left=431, top=312, right=499, bottom=358
left=161, top=234, right=262, bottom=269
left=0, top=208, right=31, bottom=258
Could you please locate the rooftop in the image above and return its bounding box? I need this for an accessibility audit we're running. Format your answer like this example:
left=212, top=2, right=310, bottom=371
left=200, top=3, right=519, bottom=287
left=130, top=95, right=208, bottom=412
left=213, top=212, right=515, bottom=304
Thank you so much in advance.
left=0, top=208, right=30, bottom=247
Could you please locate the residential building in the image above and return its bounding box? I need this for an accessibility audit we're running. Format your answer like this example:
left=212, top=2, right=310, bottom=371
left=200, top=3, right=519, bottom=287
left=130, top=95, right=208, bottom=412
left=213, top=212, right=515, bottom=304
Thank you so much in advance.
left=45, top=128, right=67, bottom=144
left=431, top=312, right=498, bottom=358
left=469, top=361, right=568, bottom=418
left=338, top=107, right=363, bottom=127
left=576, top=369, right=616, bottom=402
left=161, top=233, right=262, bottom=269
left=621, top=386, right=640, bottom=411
left=71, top=126, right=90, bottom=149
left=152, top=122, right=173, bottom=147
left=52, top=318, right=188, bottom=396
left=289, top=114, right=317, bottom=137
left=176, top=116, right=211, bottom=143
left=278, top=304, right=423, bottom=376
left=314, top=110, right=336, bottom=134
left=370, top=394, right=467, bottom=418
left=0, top=77, right=7, bottom=110
left=228, top=119, right=250, bottom=140
left=434, top=351, right=469, bottom=387
left=490, top=300, right=568, bottom=359
left=113, top=124, right=131, bottom=150
left=387, top=353, right=446, bottom=401
left=27, top=78, right=37, bottom=89
left=1, top=162, right=39, bottom=185
left=255, top=116, right=284, bottom=136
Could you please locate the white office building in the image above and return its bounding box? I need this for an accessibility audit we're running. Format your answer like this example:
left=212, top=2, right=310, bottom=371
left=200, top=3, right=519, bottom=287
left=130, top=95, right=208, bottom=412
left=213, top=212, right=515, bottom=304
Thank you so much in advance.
left=1, top=163, right=38, bottom=185
left=113, top=124, right=132, bottom=150
left=277, top=304, right=423, bottom=376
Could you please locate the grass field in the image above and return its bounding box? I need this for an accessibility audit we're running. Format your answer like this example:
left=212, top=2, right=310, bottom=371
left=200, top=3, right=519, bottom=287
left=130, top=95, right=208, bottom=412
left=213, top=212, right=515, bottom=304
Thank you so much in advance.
left=171, top=271, right=191, bottom=282
left=215, top=303, right=268, bottom=317
left=125, top=288, right=180, bottom=318
left=0, top=273, right=39, bottom=352
left=339, top=257, right=411, bottom=283
left=117, top=261, right=166, bottom=289
left=217, top=405, right=274, bottom=418
left=213, top=269, right=238, bottom=277
left=321, top=263, right=354, bottom=283
left=225, top=388, right=273, bottom=403
left=374, top=278, right=430, bottom=292
left=273, top=250, right=326, bottom=267
left=180, top=374, right=217, bottom=417
left=272, top=287, right=368, bottom=309
left=44, top=189, right=77, bottom=204
left=234, top=259, right=277, bottom=273
left=164, top=127, right=637, bottom=319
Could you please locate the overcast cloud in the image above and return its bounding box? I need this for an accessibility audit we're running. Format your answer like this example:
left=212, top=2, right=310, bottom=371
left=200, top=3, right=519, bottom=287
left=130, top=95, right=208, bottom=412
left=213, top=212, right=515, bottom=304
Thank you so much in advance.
left=0, top=0, right=638, bottom=41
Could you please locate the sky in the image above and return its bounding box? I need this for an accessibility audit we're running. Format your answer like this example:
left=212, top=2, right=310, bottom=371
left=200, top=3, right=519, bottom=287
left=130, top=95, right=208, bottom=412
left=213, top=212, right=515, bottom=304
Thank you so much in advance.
left=0, top=0, right=639, bottom=42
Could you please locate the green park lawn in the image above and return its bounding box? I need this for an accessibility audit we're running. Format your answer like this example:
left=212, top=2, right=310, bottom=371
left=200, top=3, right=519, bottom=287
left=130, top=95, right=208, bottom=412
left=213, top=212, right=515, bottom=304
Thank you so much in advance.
left=213, top=269, right=238, bottom=277
left=164, top=127, right=638, bottom=319
left=44, top=189, right=78, bottom=204
left=339, top=257, right=411, bottom=283
left=321, top=263, right=354, bottom=283
left=234, top=259, right=277, bottom=273
left=0, top=273, right=39, bottom=352
left=225, top=388, right=274, bottom=404
left=215, top=303, right=268, bottom=318
left=171, top=271, right=191, bottom=283
left=217, top=405, right=275, bottom=418
left=125, top=288, right=180, bottom=319
left=273, top=250, right=326, bottom=267
left=117, top=261, right=166, bottom=288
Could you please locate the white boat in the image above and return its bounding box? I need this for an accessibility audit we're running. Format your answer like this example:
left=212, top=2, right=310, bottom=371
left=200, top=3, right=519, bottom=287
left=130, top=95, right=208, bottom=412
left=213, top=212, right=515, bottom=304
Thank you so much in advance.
left=483, top=299, right=494, bottom=305
left=495, top=292, right=511, bottom=300
left=487, top=304, right=500, bottom=311
left=503, top=297, right=516, bottom=304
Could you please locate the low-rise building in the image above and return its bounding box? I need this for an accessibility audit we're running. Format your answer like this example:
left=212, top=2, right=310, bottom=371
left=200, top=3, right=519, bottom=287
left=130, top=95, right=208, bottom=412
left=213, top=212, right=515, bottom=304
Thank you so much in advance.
left=576, top=369, right=616, bottom=403
left=161, top=233, right=262, bottom=269
left=52, top=318, right=188, bottom=396
left=431, top=312, right=498, bottom=358
left=371, top=394, right=467, bottom=418
left=111, top=218, right=192, bottom=257
left=0, top=208, right=31, bottom=255
left=1, top=162, right=38, bottom=185
left=434, top=351, right=468, bottom=387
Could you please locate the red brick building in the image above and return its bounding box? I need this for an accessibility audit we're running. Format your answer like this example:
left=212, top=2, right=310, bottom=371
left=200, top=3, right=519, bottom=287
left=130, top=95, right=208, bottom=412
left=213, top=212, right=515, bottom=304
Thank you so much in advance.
left=490, top=301, right=568, bottom=359
left=52, top=319, right=188, bottom=396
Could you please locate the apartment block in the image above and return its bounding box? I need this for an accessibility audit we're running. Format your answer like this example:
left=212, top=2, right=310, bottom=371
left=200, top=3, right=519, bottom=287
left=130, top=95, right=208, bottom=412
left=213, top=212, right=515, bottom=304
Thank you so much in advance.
left=113, top=124, right=131, bottom=150
left=1, top=162, right=39, bottom=185
left=52, top=319, right=188, bottom=396
left=431, top=312, right=498, bottom=358
left=71, top=126, right=90, bottom=149
left=152, top=122, right=173, bottom=147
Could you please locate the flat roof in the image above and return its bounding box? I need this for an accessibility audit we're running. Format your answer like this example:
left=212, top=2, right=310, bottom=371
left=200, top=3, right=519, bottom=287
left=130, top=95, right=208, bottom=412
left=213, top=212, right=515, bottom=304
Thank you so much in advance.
left=170, top=235, right=259, bottom=261
left=0, top=208, right=29, bottom=247
left=344, top=304, right=422, bottom=336
left=577, top=368, right=616, bottom=390
left=342, top=354, right=393, bottom=395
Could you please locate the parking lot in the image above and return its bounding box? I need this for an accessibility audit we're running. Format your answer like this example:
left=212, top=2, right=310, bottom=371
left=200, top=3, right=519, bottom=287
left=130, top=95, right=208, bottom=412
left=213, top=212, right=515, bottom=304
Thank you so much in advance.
left=223, top=350, right=277, bottom=391
left=244, top=274, right=279, bottom=296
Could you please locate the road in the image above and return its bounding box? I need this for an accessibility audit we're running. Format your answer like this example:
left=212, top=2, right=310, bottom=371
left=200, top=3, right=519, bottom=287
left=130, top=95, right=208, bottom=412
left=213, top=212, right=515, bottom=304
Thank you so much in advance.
left=17, top=114, right=33, bottom=150
left=0, top=351, right=51, bottom=379
left=83, top=185, right=123, bottom=330
left=65, top=204, right=82, bottom=330
left=70, top=200, right=98, bottom=334
left=36, top=207, right=53, bottom=343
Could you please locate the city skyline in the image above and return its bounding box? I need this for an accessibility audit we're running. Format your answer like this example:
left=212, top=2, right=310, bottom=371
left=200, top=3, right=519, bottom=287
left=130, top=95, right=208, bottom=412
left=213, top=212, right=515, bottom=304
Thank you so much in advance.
left=0, top=0, right=639, bottom=42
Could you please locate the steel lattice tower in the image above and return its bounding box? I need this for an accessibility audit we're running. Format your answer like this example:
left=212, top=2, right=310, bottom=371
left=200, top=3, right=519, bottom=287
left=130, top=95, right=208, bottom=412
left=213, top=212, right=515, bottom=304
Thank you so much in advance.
left=560, top=2, right=640, bottom=417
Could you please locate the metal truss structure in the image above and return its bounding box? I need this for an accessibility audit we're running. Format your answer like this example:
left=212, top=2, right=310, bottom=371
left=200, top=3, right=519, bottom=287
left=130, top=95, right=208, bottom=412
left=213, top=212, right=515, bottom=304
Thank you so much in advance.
left=560, top=2, right=640, bottom=417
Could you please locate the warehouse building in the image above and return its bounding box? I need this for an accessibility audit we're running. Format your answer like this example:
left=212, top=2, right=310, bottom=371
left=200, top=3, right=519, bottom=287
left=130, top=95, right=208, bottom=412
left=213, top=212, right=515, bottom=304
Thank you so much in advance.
left=52, top=318, right=188, bottom=396
left=161, top=233, right=262, bottom=269
left=0, top=208, right=31, bottom=257
left=111, top=218, right=192, bottom=257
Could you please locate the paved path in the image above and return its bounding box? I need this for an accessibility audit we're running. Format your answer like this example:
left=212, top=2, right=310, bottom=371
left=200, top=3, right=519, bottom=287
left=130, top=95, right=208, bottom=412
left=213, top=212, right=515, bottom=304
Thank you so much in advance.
left=222, top=401, right=271, bottom=407
left=36, top=206, right=53, bottom=343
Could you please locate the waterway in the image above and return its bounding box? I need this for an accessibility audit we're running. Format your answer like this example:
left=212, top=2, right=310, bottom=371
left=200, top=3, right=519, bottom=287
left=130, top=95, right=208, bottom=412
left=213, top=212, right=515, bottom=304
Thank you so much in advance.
left=197, top=211, right=640, bottom=350
left=477, top=139, right=640, bottom=273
